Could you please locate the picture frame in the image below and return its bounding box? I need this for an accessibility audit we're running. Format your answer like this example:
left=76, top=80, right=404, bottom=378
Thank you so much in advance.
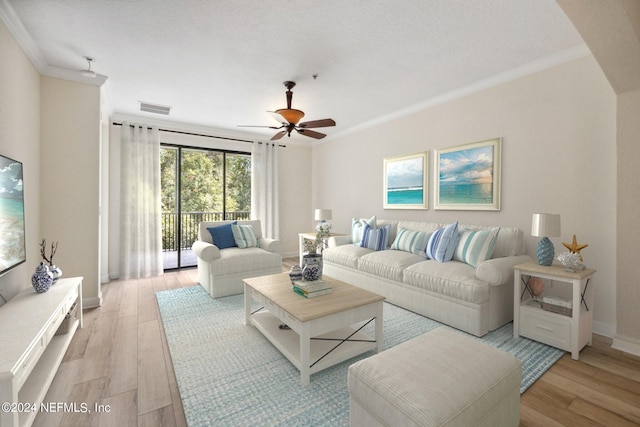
left=383, top=151, right=428, bottom=209
left=434, top=138, right=501, bottom=211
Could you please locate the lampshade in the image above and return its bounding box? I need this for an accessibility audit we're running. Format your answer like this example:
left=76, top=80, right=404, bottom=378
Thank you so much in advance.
left=314, top=209, right=332, bottom=221
left=276, top=108, right=305, bottom=125
left=531, top=213, right=561, bottom=237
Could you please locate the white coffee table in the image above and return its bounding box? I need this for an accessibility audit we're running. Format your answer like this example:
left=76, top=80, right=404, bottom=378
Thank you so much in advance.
left=244, top=273, right=385, bottom=386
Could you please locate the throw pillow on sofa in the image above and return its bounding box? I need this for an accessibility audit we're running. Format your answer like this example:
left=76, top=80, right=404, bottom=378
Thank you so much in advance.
left=391, top=228, right=431, bottom=256
left=207, top=221, right=238, bottom=249
left=360, top=223, right=392, bottom=251
left=352, top=216, right=376, bottom=245
left=426, top=221, right=459, bottom=262
left=231, top=224, right=258, bottom=248
left=454, top=227, right=500, bottom=268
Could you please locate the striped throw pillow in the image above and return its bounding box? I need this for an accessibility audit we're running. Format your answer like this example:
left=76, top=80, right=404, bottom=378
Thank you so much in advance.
left=454, top=228, right=500, bottom=267
left=426, top=222, right=459, bottom=262
left=352, top=216, right=376, bottom=245
left=391, top=228, right=430, bottom=256
left=359, top=223, right=391, bottom=251
left=231, top=224, right=258, bottom=248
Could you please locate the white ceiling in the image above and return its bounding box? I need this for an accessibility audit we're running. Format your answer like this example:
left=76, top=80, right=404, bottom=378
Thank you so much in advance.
left=2, top=0, right=587, bottom=143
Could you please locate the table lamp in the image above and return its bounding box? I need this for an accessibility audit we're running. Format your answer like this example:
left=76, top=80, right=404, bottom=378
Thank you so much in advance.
left=314, top=208, right=332, bottom=235
left=531, top=213, right=561, bottom=266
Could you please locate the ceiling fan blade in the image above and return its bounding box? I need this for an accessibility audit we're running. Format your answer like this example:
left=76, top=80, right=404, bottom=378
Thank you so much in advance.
left=296, top=128, right=326, bottom=139
left=298, top=119, right=336, bottom=129
left=271, top=130, right=287, bottom=140
left=238, top=124, right=283, bottom=129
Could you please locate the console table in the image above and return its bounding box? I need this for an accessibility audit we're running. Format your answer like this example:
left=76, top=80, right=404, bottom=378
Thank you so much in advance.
left=0, top=277, right=83, bottom=427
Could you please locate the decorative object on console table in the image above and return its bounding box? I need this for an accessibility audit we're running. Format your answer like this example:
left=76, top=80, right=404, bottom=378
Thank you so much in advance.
left=40, top=238, right=61, bottom=283
left=556, top=251, right=584, bottom=272
left=531, top=213, right=561, bottom=266
left=31, top=262, right=53, bottom=293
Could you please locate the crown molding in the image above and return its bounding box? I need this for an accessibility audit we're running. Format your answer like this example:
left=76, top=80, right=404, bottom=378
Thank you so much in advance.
left=0, top=0, right=107, bottom=87
left=323, top=44, right=592, bottom=144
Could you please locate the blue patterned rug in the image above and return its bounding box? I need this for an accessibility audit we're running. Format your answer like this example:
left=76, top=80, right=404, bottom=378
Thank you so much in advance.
left=156, top=285, right=563, bottom=427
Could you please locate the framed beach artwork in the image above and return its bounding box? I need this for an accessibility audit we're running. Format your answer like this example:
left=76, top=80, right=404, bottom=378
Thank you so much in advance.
left=383, top=152, right=428, bottom=209
left=434, top=138, right=502, bottom=211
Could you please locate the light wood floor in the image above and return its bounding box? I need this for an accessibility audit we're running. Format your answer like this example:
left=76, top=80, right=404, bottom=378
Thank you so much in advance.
left=34, top=262, right=640, bottom=426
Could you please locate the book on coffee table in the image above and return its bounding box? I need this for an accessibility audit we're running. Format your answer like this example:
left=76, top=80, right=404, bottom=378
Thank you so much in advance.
left=293, top=279, right=332, bottom=298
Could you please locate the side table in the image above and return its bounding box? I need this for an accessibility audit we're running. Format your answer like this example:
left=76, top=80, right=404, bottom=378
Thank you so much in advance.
left=298, top=232, right=344, bottom=265
left=513, top=261, right=596, bottom=360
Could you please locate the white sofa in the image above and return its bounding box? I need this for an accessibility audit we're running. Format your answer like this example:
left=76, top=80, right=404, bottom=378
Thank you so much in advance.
left=192, top=220, right=283, bottom=298
left=323, top=219, right=531, bottom=337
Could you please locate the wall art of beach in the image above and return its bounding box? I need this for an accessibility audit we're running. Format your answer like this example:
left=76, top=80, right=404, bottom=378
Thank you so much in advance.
left=385, top=155, right=425, bottom=206
left=438, top=145, right=494, bottom=205
left=0, top=159, right=26, bottom=272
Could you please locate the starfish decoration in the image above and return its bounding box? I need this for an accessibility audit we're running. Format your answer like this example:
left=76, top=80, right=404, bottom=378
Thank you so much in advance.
left=562, top=234, right=588, bottom=261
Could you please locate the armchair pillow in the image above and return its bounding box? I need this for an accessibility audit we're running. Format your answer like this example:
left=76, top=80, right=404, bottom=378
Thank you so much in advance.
left=231, top=224, right=259, bottom=248
left=426, top=221, right=459, bottom=262
left=207, top=221, right=237, bottom=249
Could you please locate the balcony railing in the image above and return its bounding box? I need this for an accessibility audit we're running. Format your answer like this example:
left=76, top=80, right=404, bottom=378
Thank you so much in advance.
left=162, top=211, right=251, bottom=252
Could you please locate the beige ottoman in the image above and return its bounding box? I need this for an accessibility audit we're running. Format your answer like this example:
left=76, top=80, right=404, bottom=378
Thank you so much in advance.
left=348, top=328, right=522, bottom=427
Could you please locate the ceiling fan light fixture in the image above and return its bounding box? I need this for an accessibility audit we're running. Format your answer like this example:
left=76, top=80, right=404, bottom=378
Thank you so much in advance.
left=275, top=108, right=304, bottom=124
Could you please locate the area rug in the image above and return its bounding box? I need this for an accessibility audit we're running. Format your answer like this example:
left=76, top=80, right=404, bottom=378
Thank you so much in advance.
left=156, top=285, right=563, bottom=426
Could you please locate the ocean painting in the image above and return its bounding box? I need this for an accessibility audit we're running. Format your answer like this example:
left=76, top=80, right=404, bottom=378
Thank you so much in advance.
left=0, top=156, right=26, bottom=274
left=435, top=138, right=501, bottom=210
left=384, top=152, right=428, bottom=209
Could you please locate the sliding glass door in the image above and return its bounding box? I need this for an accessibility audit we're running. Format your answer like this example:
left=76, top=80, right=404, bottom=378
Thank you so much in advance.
left=161, top=145, right=251, bottom=270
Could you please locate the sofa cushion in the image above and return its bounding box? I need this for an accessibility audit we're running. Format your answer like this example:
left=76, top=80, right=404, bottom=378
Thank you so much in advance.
left=426, top=221, right=459, bottom=262
left=231, top=224, right=258, bottom=248
left=352, top=216, right=376, bottom=245
left=207, top=222, right=237, bottom=249
left=359, top=250, right=426, bottom=282
left=210, top=247, right=282, bottom=275
left=458, top=224, right=523, bottom=258
left=454, top=227, right=500, bottom=267
left=322, top=245, right=373, bottom=269
left=404, top=260, right=489, bottom=304
left=391, top=228, right=432, bottom=256
left=360, top=223, right=392, bottom=251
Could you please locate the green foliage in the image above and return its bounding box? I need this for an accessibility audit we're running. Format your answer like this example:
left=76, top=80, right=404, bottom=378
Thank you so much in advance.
left=160, top=146, right=251, bottom=250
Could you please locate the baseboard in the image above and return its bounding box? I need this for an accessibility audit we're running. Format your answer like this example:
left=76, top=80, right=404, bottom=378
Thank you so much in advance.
left=592, top=320, right=616, bottom=338
left=83, top=294, right=103, bottom=309
left=612, top=333, right=640, bottom=357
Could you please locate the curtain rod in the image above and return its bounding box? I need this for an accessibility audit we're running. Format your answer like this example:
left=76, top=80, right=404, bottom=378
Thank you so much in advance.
left=111, top=122, right=286, bottom=147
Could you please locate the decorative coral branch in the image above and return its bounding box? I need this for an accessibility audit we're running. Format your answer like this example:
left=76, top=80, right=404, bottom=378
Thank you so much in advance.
left=40, top=239, right=59, bottom=265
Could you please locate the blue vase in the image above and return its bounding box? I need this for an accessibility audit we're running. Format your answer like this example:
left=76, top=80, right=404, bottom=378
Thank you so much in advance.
left=302, top=254, right=322, bottom=281
left=31, top=262, right=53, bottom=293
left=536, top=237, right=555, bottom=266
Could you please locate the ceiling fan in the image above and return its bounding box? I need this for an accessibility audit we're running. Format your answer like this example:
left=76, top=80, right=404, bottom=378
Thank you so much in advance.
left=239, top=81, right=336, bottom=140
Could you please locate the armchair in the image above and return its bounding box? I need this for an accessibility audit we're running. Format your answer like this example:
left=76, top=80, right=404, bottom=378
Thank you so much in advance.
left=192, top=220, right=283, bottom=298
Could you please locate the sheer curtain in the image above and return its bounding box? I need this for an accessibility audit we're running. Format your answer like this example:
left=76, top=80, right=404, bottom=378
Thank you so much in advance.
left=119, top=122, right=163, bottom=279
left=251, top=142, right=280, bottom=239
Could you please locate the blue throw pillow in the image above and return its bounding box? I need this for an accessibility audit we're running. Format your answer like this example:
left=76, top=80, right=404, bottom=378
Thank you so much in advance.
left=207, top=221, right=238, bottom=249
left=360, top=223, right=392, bottom=251
left=426, top=222, right=459, bottom=262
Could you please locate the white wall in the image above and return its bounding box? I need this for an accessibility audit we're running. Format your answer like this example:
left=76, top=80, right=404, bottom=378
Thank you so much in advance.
left=0, top=20, right=41, bottom=303
left=40, top=77, right=102, bottom=306
left=312, top=56, right=618, bottom=335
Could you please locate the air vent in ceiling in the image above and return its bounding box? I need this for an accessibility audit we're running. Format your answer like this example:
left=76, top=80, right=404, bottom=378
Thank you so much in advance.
left=139, top=102, right=171, bottom=115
